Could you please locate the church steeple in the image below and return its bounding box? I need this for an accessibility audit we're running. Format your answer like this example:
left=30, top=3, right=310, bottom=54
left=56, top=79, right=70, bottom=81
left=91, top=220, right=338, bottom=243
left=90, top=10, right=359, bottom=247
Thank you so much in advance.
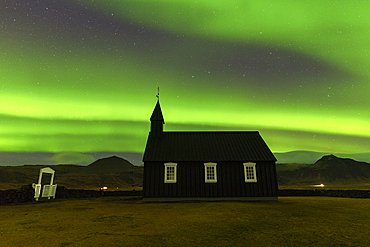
left=150, top=99, right=164, bottom=135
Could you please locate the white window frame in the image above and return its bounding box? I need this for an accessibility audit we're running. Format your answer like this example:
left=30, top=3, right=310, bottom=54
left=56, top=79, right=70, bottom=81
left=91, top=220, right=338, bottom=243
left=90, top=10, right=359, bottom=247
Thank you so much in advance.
left=164, top=163, right=177, bottom=183
left=204, top=162, right=217, bottom=183
left=243, top=162, right=257, bottom=182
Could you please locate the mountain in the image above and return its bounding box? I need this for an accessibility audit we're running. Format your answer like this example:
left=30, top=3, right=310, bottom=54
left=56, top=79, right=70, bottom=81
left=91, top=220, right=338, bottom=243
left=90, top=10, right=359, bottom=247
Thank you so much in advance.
left=0, top=156, right=143, bottom=190
left=310, top=155, right=370, bottom=180
left=274, top=151, right=370, bottom=164
left=3, top=154, right=370, bottom=190
left=85, top=156, right=137, bottom=173
left=278, top=154, right=370, bottom=188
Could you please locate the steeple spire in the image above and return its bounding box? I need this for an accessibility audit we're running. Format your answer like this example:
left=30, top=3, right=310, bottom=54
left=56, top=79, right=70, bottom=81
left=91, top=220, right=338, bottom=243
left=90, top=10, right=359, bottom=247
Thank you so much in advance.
left=150, top=90, right=164, bottom=135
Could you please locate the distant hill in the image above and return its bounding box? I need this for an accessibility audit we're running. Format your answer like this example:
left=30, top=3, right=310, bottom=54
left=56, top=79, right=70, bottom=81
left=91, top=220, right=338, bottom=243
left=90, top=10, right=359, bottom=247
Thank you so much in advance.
left=86, top=156, right=137, bottom=173
left=0, top=156, right=143, bottom=190
left=274, top=151, right=370, bottom=164
left=311, top=155, right=370, bottom=180
left=278, top=155, right=370, bottom=188
left=3, top=154, right=370, bottom=191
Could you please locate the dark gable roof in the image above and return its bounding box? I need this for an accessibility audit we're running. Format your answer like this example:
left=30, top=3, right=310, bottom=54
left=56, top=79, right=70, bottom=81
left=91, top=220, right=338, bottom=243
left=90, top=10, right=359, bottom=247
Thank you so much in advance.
left=143, top=131, right=277, bottom=162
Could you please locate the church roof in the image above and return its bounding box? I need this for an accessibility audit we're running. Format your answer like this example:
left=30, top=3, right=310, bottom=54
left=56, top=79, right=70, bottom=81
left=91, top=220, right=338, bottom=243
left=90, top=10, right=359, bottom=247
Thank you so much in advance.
left=150, top=100, right=164, bottom=123
left=143, top=131, right=276, bottom=162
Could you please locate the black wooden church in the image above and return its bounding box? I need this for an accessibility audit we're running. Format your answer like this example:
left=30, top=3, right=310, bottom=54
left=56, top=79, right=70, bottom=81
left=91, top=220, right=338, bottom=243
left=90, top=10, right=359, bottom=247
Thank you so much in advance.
left=142, top=99, right=278, bottom=201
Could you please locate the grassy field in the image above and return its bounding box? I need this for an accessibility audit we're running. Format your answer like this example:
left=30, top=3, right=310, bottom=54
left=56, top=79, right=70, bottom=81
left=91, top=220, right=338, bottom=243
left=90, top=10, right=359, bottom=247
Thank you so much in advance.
left=1, top=197, right=369, bottom=247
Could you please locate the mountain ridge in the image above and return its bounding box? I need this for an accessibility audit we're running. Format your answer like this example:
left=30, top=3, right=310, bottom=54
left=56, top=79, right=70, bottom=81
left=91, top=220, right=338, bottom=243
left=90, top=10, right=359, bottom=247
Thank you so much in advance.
left=0, top=156, right=143, bottom=190
left=85, top=155, right=137, bottom=174
left=277, top=154, right=370, bottom=188
left=1, top=154, right=370, bottom=190
left=274, top=151, right=370, bottom=164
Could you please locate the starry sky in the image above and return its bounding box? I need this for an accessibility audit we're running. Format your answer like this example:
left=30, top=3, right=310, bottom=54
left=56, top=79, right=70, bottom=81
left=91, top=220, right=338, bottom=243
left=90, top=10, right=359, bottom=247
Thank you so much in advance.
left=1, top=0, right=369, bottom=165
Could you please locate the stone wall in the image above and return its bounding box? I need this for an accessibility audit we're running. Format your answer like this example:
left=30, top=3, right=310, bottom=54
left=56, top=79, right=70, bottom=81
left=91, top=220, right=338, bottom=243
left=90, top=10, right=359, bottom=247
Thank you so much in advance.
left=278, top=189, right=370, bottom=198
left=0, top=184, right=143, bottom=205
left=1, top=185, right=369, bottom=205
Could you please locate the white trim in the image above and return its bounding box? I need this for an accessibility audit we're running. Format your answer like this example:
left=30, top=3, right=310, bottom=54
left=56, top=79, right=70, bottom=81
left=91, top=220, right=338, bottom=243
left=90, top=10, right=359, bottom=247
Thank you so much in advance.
left=243, top=162, right=257, bottom=182
left=164, top=163, right=177, bottom=183
left=204, top=162, right=217, bottom=183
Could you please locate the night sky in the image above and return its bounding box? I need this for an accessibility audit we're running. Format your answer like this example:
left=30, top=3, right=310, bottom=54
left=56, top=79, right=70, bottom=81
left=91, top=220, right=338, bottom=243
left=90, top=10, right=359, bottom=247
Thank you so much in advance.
left=1, top=0, right=369, bottom=165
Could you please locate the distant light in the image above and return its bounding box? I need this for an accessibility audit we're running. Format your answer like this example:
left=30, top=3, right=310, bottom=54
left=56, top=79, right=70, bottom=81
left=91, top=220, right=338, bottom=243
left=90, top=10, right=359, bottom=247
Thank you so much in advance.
left=310, top=184, right=325, bottom=187
left=101, top=186, right=107, bottom=190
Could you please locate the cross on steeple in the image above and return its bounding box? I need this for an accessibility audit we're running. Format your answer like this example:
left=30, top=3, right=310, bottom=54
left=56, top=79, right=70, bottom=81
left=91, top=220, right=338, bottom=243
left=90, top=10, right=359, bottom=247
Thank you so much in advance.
left=156, top=87, right=159, bottom=100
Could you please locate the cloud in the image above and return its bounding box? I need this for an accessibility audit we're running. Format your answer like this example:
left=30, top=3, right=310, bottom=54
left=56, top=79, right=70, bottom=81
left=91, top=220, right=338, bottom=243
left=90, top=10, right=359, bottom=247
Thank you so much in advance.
left=48, top=152, right=95, bottom=165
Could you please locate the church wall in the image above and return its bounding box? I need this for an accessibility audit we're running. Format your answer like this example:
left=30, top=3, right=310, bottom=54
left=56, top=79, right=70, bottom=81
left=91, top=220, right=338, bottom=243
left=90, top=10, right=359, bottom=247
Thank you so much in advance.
left=143, top=161, right=278, bottom=199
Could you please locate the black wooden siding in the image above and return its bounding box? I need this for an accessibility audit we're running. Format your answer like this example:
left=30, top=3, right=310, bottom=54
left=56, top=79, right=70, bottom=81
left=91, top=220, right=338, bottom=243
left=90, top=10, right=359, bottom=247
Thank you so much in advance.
left=143, top=161, right=278, bottom=198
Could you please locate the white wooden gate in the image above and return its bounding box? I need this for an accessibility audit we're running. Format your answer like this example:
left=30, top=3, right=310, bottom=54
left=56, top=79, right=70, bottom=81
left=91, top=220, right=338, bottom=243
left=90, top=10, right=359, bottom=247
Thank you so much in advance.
left=32, top=167, right=57, bottom=201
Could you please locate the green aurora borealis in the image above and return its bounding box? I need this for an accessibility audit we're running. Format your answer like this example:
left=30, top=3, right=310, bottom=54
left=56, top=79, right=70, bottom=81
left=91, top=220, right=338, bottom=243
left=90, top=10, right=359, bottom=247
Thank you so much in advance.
left=1, top=0, right=369, bottom=165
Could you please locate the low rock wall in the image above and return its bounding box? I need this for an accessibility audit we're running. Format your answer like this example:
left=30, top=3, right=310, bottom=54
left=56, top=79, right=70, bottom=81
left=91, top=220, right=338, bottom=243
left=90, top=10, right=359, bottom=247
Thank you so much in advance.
left=0, top=184, right=143, bottom=205
left=1, top=185, right=369, bottom=205
left=278, top=189, right=370, bottom=198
